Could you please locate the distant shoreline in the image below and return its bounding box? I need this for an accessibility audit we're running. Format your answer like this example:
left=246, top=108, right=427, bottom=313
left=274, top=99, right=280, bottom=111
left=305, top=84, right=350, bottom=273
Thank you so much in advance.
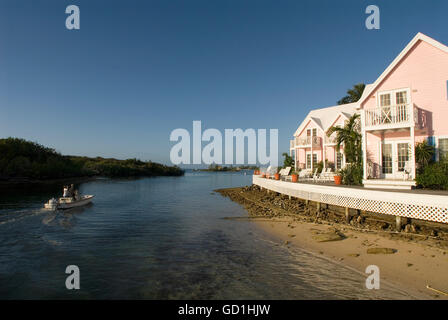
left=0, top=137, right=184, bottom=184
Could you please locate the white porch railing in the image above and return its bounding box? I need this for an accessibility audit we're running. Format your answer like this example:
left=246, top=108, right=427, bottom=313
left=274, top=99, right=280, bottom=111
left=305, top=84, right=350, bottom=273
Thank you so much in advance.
left=324, top=135, right=337, bottom=145
left=364, top=104, right=417, bottom=129
left=294, top=136, right=322, bottom=147
left=253, top=176, right=448, bottom=224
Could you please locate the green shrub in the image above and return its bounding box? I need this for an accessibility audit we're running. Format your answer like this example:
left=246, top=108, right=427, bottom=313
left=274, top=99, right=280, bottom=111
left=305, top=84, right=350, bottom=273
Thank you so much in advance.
left=415, top=140, right=435, bottom=173
left=0, top=137, right=184, bottom=180
left=340, top=163, right=363, bottom=185
left=316, top=161, right=324, bottom=174
left=416, top=162, right=448, bottom=189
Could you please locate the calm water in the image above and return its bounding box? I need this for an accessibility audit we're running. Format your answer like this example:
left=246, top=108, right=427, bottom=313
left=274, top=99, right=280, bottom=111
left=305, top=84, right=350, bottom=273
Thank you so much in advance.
left=0, top=171, right=413, bottom=299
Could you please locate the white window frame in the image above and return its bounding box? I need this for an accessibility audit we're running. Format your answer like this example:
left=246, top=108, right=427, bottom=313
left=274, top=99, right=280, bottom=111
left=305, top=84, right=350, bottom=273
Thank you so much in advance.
left=376, top=88, right=411, bottom=107
left=380, top=139, right=412, bottom=178
left=335, top=150, right=344, bottom=170
left=305, top=151, right=319, bottom=169
left=436, top=136, right=448, bottom=161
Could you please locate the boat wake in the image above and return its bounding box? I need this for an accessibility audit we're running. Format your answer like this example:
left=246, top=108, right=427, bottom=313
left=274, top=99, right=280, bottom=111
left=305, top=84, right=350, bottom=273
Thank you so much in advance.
left=0, top=207, right=47, bottom=226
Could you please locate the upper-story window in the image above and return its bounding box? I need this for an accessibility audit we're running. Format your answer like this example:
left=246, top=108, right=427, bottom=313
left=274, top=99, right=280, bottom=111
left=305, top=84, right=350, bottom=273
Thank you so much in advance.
left=396, top=91, right=407, bottom=105
left=306, top=128, right=317, bottom=137
left=380, top=94, right=391, bottom=107
left=378, top=89, right=409, bottom=107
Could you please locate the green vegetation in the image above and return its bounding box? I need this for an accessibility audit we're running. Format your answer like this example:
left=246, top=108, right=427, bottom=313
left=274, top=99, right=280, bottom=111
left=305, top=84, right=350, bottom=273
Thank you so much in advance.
left=415, top=140, right=435, bottom=173
left=339, top=163, right=363, bottom=186
left=416, top=161, right=448, bottom=190
left=337, top=83, right=366, bottom=105
left=414, top=140, right=448, bottom=189
left=327, top=113, right=363, bottom=185
left=0, top=138, right=184, bottom=181
left=200, top=164, right=258, bottom=172
left=281, top=152, right=294, bottom=169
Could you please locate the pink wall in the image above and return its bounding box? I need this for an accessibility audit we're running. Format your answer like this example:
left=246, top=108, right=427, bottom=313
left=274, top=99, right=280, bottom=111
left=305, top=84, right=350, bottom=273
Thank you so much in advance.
left=294, top=114, right=348, bottom=168
left=361, top=40, right=448, bottom=137
left=297, top=119, right=322, bottom=139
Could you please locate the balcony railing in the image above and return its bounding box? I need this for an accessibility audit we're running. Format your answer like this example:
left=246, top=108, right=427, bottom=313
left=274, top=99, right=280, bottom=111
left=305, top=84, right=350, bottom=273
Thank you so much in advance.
left=291, top=136, right=322, bottom=148
left=364, top=104, right=417, bottom=129
left=324, top=135, right=337, bottom=145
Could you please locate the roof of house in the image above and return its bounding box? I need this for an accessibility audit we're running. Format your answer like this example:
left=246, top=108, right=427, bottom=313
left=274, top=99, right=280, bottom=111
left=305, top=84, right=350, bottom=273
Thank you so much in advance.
left=293, top=102, right=358, bottom=136
left=357, top=32, right=448, bottom=107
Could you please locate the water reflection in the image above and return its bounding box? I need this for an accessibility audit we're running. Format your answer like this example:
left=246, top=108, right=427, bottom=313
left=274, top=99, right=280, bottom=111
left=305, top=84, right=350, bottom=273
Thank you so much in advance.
left=0, top=172, right=414, bottom=299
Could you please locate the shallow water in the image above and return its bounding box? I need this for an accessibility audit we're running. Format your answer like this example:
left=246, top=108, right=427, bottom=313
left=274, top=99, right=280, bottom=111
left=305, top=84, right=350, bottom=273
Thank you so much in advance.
left=0, top=171, right=413, bottom=299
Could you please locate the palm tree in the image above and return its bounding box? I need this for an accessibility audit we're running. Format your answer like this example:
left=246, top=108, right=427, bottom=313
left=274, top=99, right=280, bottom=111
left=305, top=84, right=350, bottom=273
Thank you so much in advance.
left=326, top=113, right=362, bottom=164
left=415, top=141, right=434, bottom=171
left=282, top=152, right=294, bottom=168
left=338, top=83, right=365, bottom=105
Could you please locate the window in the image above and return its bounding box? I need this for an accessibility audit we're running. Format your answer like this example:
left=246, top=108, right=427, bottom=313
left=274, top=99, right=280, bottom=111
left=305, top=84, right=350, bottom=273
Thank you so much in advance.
left=306, top=154, right=311, bottom=168
left=306, top=129, right=311, bottom=137
left=380, top=94, right=391, bottom=106
left=397, top=143, right=409, bottom=172
left=313, top=154, right=318, bottom=167
left=396, top=91, right=407, bottom=105
left=439, top=138, right=448, bottom=160
left=336, top=152, right=343, bottom=169
left=312, top=128, right=317, bottom=137
left=382, top=144, right=393, bottom=174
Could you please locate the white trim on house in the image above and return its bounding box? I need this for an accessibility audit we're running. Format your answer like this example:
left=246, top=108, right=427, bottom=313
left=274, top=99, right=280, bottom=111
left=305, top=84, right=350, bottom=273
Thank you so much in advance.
left=293, top=103, right=358, bottom=137
left=435, top=135, right=448, bottom=161
left=380, top=139, right=413, bottom=180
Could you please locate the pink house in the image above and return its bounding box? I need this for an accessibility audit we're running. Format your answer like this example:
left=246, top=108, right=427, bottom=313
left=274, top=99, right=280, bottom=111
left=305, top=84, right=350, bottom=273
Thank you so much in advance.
left=290, top=103, right=357, bottom=172
left=291, top=33, right=448, bottom=189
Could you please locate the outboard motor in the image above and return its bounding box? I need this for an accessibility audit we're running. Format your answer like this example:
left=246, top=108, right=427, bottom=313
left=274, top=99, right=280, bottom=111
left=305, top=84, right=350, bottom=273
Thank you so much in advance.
left=44, top=198, right=58, bottom=210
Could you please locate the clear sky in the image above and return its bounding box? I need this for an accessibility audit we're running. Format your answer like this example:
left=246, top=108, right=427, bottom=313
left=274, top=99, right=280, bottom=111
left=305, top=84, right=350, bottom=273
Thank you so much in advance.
left=1, top=0, right=447, bottom=165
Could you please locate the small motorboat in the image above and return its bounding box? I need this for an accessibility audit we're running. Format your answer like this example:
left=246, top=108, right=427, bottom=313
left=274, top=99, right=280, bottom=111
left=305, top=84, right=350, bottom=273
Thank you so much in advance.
left=44, top=195, right=94, bottom=210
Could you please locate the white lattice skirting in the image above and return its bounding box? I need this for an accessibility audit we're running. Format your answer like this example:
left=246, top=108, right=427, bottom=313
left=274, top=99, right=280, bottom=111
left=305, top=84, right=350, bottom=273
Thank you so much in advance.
left=253, top=176, right=448, bottom=224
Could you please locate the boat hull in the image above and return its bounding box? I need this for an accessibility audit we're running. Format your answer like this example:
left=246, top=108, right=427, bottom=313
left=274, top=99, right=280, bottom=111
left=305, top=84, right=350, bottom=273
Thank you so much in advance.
left=44, top=195, right=94, bottom=210
left=58, top=195, right=94, bottom=209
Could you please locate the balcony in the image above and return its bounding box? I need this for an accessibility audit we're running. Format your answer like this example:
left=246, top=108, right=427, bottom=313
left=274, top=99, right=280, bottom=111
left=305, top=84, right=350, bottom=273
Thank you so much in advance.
left=324, top=135, right=337, bottom=145
left=291, top=136, right=322, bottom=148
left=364, top=104, right=419, bottom=130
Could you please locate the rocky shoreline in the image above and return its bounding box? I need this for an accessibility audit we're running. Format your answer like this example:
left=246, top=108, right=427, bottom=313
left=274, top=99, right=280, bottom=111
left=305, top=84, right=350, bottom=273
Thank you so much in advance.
left=216, top=185, right=448, bottom=249
left=216, top=185, right=448, bottom=299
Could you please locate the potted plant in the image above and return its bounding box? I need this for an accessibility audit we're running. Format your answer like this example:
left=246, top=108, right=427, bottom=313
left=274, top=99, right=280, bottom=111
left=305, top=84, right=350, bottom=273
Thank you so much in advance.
left=274, top=172, right=280, bottom=180
left=334, top=170, right=342, bottom=185
left=291, top=170, right=298, bottom=182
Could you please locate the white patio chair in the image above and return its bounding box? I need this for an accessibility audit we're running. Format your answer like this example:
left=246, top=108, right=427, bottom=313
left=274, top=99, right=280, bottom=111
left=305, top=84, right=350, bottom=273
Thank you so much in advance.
left=281, top=167, right=292, bottom=181
left=403, top=161, right=412, bottom=181
left=299, top=169, right=309, bottom=180
left=312, top=169, right=319, bottom=182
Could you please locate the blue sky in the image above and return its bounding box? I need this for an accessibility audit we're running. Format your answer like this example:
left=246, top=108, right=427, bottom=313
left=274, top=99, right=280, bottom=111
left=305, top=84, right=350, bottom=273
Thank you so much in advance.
left=1, top=0, right=447, bottom=165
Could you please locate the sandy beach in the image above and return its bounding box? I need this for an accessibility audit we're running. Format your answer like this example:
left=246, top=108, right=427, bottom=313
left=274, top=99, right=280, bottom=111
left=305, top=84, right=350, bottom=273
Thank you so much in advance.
left=217, top=185, right=448, bottom=300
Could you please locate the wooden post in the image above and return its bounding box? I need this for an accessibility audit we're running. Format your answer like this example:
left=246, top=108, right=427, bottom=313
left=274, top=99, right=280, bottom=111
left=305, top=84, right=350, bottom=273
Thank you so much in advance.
left=316, top=202, right=321, bottom=214
left=395, top=216, right=408, bottom=231
left=288, top=195, right=292, bottom=200
left=345, top=207, right=350, bottom=223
